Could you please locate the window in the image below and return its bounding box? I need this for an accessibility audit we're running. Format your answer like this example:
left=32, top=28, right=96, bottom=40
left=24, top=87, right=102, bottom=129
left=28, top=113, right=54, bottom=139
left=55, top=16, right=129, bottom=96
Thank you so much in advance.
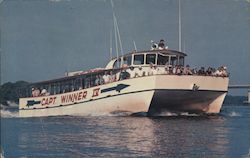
left=123, top=55, right=132, bottom=66
left=133, top=54, right=144, bottom=65
left=170, top=56, right=177, bottom=66
left=179, top=56, right=184, bottom=66
left=146, top=54, right=156, bottom=64
left=74, top=78, right=82, bottom=90
left=157, top=54, right=169, bottom=65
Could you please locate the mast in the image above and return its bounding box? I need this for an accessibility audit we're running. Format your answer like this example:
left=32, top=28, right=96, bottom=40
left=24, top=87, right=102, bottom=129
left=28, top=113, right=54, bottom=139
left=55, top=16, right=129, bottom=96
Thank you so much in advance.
left=109, top=29, right=112, bottom=60
left=110, top=0, right=123, bottom=66
left=0, top=28, right=2, bottom=85
left=178, top=0, right=182, bottom=52
left=133, top=40, right=137, bottom=51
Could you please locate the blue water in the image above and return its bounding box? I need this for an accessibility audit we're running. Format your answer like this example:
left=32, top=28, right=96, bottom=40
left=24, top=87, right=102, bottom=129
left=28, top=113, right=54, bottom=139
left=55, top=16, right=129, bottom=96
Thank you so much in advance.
left=1, top=105, right=250, bottom=158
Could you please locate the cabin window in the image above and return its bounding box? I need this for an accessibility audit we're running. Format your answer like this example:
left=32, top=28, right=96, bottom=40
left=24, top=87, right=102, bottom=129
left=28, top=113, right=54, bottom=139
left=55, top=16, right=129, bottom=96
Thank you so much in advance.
left=157, top=54, right=169, bottom=65
left=133, top=54, right=144, bottom=65
left=74, top=78, right=81, bottom=90
left=50, top=84, right=55, bottom=95
left=179, top=56, right=184, bottom=66
left=84, top=77, right=91, bottom=89
left=170, top=56, right=178, bottom=66
left=123, top=55, right=132, bottom=66
left=146, top=54, right=156, bottom=65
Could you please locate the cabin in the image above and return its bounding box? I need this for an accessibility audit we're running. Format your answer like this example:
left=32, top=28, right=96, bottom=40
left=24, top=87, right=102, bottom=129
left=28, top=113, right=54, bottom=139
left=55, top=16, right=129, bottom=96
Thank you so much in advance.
left=18, top=49, right=187, bottom=98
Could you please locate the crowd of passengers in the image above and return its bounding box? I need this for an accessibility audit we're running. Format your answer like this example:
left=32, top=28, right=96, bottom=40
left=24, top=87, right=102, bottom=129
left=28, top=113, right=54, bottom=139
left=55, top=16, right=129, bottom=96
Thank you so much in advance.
left=31, top=64, right=228, bottom=97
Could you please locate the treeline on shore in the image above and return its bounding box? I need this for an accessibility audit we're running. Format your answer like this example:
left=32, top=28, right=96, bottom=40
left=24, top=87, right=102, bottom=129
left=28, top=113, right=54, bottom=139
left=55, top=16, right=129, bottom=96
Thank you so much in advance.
left=0, top=81, right=248, bottom=106
left=0, top=81, right=29, bottom=106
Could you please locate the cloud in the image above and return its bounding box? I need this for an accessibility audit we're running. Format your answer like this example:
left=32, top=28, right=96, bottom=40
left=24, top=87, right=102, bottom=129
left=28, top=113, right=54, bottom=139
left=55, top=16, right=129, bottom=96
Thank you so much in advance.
left=246, top=0, right=250, bottom=4
left=0, top=0, right=4, bottom=4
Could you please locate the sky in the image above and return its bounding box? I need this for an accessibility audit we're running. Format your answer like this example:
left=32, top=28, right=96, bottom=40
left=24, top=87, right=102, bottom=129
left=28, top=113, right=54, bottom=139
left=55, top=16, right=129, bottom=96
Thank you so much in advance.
left=0, top=0, right=249, bottom=95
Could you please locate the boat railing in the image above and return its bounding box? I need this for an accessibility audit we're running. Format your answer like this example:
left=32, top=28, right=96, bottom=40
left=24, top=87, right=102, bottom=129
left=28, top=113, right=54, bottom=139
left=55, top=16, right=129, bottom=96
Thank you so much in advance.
left=19, top=65, right=228, bottom=98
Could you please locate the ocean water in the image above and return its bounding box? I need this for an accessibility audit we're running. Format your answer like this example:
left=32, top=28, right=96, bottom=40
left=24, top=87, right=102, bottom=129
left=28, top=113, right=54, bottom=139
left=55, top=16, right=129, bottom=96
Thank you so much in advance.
left=1, top=105, right=250, bottom=158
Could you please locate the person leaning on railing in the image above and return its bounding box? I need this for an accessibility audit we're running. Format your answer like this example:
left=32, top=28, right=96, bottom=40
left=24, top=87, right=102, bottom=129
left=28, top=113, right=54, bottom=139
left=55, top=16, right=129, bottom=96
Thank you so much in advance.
left=119, top=68, right=130, bottom=80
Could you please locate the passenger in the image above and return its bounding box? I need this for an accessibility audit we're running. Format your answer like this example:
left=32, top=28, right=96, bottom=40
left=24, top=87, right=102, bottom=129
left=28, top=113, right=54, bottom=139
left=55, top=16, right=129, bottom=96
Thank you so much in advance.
left=109, top=71, right=116, bottom=82
left=211, top=68, right=217, bottom=76
left=148, top=63, right=158, bottom=75
left=103, top=71, right=110, bottom=84
left=33, top=87, right=40, bottom=97
left=84, top=78, right=90, bottom=88
left=198, top=67, right=206, bottom=75
left=99, top=74, right=104, bottom=85
left=183, top=65, right=193, bottom=75
left=206, top=67, right=213, bottom=75
left=215, top=67, right=222, bottom=76
left=31, top=87, right=35, bottom=97
left=192, top=68, right=198, bottom=74
left=165, top=63, right=172, bottom=74
left=156, top=66, right=165, bottom=75
left=158, top=39, right=165, bottom=50
left=41, top=88, right=47, bottom=96
left=221, top=66, right=228, bottom=77
left=183, top=65, right=188, bottom=75
left=148, top=63, right=153, bottom=76
left=153, top=66, right=158, bottom=75
left=172, top=65, right=177, bottom=74
left=95, top=75, right=100, bottom=86
left=119, top=68, right=130, bottom=80
left=164, top=66, right=170, bottom=74
left=128, top=66, right=136, bottom=78
left=135, top=66, right=144, bottom=77
left=176, top=65, right=182, bottom=75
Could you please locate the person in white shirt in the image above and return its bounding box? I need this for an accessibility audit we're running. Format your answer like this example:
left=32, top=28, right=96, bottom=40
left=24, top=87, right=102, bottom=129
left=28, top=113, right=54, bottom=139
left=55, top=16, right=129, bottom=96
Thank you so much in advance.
left=157, top=67, right=166, bottom=75
left=148, top=64, right=158, bottom=76
left=41, top=88, right=47, bottom=96
left=128, top=66, right=136, bottom=78
left=135, top=66, right=144, bottom=77
left=109, top=71, right=116, bottom=82
left=103, top=71, right=110, bottom=84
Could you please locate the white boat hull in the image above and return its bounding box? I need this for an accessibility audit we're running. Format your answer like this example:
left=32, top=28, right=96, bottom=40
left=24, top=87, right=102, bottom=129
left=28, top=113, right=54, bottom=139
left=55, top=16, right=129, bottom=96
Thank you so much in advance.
left=19, top=75, right=229, bottom=117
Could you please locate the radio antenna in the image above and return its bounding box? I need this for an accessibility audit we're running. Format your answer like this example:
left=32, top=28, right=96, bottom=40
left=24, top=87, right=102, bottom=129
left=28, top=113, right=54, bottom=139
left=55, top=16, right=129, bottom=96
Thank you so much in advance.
left=178, top=0, right=182, bottom=52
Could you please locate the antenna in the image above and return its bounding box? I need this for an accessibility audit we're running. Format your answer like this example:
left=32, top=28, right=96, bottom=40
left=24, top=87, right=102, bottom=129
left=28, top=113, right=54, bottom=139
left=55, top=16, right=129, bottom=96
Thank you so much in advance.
left=178, top=0, right=182, bottom=52
left=109, top=29, right=112, bottom=60
left=113, top=14, right=119, bottom=64
left=114, top=16, right=124, bottom=56
left=0, top=28, right=1, bottom=85
left=110, top=0, right=123, bottom=67
left=133, top=40, right=137, bottom=51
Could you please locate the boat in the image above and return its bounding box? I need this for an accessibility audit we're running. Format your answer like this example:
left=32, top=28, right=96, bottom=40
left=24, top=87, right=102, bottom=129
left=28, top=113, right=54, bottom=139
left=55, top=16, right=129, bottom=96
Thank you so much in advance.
left=18, top=45, right=229, bottom=117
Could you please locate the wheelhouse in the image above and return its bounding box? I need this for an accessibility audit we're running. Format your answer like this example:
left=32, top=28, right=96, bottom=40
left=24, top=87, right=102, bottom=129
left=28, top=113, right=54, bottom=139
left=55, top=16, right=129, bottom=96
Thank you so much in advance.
left=105, top=49, right=187, bottom=69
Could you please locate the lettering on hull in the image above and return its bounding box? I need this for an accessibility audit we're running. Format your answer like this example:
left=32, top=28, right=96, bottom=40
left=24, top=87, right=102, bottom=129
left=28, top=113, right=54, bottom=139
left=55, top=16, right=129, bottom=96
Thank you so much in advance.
left=61, top=91, right=87, bottom=103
